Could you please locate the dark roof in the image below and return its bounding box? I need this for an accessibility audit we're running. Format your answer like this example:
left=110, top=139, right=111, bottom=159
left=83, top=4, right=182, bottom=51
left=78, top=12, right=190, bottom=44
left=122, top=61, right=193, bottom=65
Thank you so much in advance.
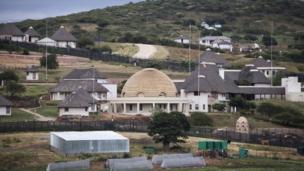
left=0, top=95, right=12, bottom=106
left=238, top=67, right=271, bottom=85
left=25, top=27, right=40, bottom=37
left=50, top=80, right=108, bottom=93
left=51, top=26, right=77, bottom=42
left=224, top=71, right=240, bottom=82
left=174, top=82, right=184, bottom=92
left=58, top=89, right=94, bottom=108
left=182, top=64, right=239, bottom=93
left=239, top=87, right=285, bottom=95
left=252, top=57, right=272, bottom=67
left=63, top=68, right=106, bottom=80
left=26, top=66, right=39, bottom=72
left=200, top=51, right=231, bottom=68
left=0, top=24, right=24, bottom=36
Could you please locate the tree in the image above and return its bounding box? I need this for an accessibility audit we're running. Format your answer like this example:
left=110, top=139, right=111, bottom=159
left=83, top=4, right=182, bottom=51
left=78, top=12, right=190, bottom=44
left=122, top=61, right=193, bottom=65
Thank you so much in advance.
left=148, top=111, right=190, bottom=150
left=212, top=103, right=226, bottom=112
left=78, top=36, right=94, bottom=48
left=5, top=81, right=26, bottom=97
left=40, top=53, right=59, bottom=69
left=262, top=35, right=278, bottom=47
left=189, top=112, right=213, bottom=126
left=0, top=70, right=19, bottom=82
left=229, top=95, right=256, bottom=110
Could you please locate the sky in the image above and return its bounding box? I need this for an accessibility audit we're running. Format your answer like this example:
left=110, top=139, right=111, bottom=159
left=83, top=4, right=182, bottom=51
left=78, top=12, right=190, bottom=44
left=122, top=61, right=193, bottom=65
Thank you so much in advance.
left=0, top=0, right=143, bottom=23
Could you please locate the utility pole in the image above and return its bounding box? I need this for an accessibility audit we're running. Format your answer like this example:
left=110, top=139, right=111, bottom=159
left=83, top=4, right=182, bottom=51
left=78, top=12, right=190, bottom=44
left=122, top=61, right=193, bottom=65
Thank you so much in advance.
left=198, top=31, right=201, bottom=94
left=188, top=24, right=192, bottom=73
left=92, top=65, right=95, bottom=112
left=45, top=20, right=48, bottom=81
left=270, top=21, right=273, bottom=86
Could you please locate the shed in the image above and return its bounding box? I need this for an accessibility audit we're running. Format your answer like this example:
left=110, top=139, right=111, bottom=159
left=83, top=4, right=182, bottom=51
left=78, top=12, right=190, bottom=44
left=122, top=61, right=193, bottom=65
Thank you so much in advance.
left=50, top=131, right=129, bottom=154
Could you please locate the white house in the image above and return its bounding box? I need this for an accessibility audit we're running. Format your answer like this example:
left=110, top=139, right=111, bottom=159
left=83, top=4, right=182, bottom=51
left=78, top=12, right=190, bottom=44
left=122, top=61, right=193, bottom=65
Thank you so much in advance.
left=282, top=77, right=304, bottom=102
left=26, top=66, right=39, bottom=81
left=58, top=89, right=97, bottom=117
left=36, top=37, right=57, bottom=47
left=0, top=24, right=24, bottom=42
left=174, top=35, right=190, bottom=44
left=239, top=43, right=260, bottom=53
left=0, top=95, right=12, bottom=116
left=24, top=26, right=40, bottom=43
left=110, top=68, right=190, bottom=116
left=199, top=36, right=233, bottom=51
left=51, top=26, right=77, bottom=48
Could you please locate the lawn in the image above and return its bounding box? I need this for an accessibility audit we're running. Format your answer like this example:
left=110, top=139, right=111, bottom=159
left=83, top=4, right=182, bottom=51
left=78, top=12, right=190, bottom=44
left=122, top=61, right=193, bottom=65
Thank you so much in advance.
left=23, top=85, right=51, bottom=97
left=34, top=100, right=59, bottom=117
left=0, top=108, right=36, bottom=122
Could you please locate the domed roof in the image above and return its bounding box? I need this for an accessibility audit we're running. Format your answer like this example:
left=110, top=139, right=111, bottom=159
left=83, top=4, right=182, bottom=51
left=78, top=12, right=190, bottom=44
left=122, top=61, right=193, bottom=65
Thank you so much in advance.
left=236, top=116, right=249, bottom=133
left=122, top=68, right=177, bottom=97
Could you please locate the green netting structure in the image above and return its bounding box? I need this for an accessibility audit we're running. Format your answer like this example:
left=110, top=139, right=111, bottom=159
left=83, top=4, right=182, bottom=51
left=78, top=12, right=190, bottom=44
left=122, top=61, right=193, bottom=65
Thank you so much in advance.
left=152, top=153, right=193, bottom=165
left=160, top=157, right=206, bottom=169
left=198, top=140, right=228, bottom=151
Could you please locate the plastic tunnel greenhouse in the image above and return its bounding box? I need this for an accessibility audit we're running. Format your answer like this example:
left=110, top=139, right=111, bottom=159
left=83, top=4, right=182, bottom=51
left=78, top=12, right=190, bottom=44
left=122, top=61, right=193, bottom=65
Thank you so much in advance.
left=152, top=153, right=193, bottom=165
left=161, top=157, right=205, bottom=169
left=107, top=157, right=153, bottom=171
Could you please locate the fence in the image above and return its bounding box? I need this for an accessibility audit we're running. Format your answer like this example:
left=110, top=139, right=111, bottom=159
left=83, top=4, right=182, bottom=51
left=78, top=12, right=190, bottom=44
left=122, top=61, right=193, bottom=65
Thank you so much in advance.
left=0, top=120, right=303, bottom=148
left=0, top=40, right=192, bottom=72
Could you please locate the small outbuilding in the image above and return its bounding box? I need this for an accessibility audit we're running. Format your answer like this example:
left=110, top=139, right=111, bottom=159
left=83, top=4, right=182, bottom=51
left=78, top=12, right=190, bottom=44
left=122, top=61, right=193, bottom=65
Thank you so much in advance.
left=24, top=26, right=40, bottom=43
left=26, top=65, right=39, bottom=81
left=0, top=95, right=12, bottom=116
left=37, top=37, right=57, bottom=47
left=50, top=131, right=129, bottom=155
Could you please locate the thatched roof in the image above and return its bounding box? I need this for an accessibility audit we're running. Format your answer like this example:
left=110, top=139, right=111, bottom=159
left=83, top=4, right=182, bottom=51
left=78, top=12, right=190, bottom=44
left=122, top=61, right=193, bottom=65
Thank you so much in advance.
left=51, top=26, right=77, bottom=42
left=0, top=24, right=24, bottom=36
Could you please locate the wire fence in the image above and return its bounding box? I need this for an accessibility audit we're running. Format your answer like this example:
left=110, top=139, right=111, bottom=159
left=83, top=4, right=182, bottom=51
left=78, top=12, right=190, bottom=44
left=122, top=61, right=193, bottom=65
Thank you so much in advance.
left=0, top=120, right=303, bottom=148
left=0, top=40, right=193, bottom=72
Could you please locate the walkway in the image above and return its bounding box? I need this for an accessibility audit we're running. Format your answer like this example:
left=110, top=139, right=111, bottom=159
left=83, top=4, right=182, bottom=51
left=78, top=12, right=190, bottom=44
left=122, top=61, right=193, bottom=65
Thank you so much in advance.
left=19, top=108, right=56, bottom=121
left=133, top=44, right=157, bottom=59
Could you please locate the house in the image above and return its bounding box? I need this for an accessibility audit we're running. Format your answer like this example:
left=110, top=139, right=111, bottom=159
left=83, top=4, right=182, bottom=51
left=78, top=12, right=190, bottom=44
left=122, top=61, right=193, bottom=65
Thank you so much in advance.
left=36, top=37, right=57, bottom=47
left=174, top=35, right=190, bottom=45
left=200, top=51, right=231, bottom=68
left=282, top=76, right=304, bottom=102
left=26, top=65, right=39, bottom=81
left=51, top=26, right=77, bottom=48
left=247, top=56, right=286, bottom=78
left=24, top=26, right=40, bottom=43
left=110, top=68, right=190, bottom=116
left=238, top=43, right=260, bottom=53
left=58, top=89, right=97, bottom=116
left=0, top=95, right=12, bottom=116
left=199, top=36, right=233, bottom=51
left=0, top=24, right=24, bottom=42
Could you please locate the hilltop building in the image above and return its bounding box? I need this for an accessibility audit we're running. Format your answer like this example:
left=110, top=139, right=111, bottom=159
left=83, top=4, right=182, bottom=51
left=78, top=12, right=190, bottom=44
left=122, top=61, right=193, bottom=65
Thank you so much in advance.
left=0, top=95, right=12, bottom=116
left=110, top=68, right=190, bottom=116
left=24, top=26, right=40, bottom=43
left=174, top=35, right=190, bottom=45
left=0, top=24, right=24, bottom=42
left=51, top=26, right=77, bottom=48
left=26, top=65, right=39, bottom=81
left=199, top=36, right=233, bottom=52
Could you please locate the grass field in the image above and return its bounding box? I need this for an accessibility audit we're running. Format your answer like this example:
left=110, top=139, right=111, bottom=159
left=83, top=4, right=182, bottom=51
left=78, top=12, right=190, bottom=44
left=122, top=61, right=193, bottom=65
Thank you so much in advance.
left=23, top=85, right=51, bottom=97
left=96, top=42, right=139, bottom=57
left=0, top=132, right=303, bottom=171
left=0, top=108, right=36, bottom=122
left=34, top=101, right=59, bottom=118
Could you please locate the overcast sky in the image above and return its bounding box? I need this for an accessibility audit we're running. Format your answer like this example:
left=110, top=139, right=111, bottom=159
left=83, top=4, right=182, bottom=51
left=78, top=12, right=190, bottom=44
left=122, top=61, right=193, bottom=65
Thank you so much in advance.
left=0, top=0, right=143, bottom=23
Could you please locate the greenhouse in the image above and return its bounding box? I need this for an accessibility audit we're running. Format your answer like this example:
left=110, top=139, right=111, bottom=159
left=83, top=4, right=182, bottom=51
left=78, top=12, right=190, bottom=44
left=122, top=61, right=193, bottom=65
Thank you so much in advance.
left=46, top=159, right=90, bottom=171
left=50, top=131, right=129, bottom=154
left=107, top=157, right=153, bottom=171
left=161, top=157, right=205, bottom=169
left=152, top=153, right=193, bottom=165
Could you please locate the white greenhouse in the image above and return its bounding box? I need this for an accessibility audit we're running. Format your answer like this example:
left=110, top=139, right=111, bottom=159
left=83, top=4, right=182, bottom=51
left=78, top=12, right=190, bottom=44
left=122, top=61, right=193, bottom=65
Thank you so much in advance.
left=50, top=131, right=129, bottom=154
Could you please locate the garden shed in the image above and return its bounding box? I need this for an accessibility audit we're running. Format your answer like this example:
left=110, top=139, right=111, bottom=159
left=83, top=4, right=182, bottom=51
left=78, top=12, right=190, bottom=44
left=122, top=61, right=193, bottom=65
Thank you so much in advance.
left=50, top=131, right=129, bottom=154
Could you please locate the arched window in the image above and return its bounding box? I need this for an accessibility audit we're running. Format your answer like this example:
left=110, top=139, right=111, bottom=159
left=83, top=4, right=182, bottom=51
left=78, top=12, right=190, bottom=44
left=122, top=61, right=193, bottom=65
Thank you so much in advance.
left=137, top=92, right=144, bottom=97
left=159, top=92, right=167, bottom=97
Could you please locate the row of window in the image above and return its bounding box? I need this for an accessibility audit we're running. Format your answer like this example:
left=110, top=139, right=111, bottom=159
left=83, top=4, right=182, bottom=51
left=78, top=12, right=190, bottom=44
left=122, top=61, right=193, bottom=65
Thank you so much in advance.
left=189, top=104, right=206, bottom=111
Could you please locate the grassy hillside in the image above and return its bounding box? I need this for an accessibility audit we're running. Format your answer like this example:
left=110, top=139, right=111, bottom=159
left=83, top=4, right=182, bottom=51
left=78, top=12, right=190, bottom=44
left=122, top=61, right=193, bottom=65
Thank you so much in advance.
left=14, top=0, right=304, bottom=46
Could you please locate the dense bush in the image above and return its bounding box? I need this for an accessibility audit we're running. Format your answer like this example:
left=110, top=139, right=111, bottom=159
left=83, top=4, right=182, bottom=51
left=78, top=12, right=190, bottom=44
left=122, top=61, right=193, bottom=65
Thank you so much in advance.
left=229, top=95, right=256, bottom=110
left=189, top=112, right=213, bottom=126
left=262, top=35, right=278, bottom=47
left=40, top=53, right=59, bottom=69
left=212, top=103, right=226, bottom=112
left=78, top=36, right=94, bottom=48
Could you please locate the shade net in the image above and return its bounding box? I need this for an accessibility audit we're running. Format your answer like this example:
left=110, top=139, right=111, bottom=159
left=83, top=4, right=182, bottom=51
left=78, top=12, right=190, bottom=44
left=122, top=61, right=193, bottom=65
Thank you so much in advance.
left=161, top=157, right=205, bottom=169
left=152, top=153, right=193, bottom=165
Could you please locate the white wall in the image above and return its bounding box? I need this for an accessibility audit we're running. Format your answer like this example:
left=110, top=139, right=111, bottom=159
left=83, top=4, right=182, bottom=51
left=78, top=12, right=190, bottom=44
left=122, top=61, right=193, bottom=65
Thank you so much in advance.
left=11, top=36, right=24, bottom=42
left=186, top=92, right=209, bottom=112
left=0, top=106, right=11, bottom=116
left=282, top=77, right=301, bottom=93
left=57, top=41, right=76, bottom=48
left=59, top=108, right=89, bottom=116
left=26, top=72, right=39, bottom=81
left=51, top=92, right=68, bottom=101
left=102, top=84, right=117, bottom=99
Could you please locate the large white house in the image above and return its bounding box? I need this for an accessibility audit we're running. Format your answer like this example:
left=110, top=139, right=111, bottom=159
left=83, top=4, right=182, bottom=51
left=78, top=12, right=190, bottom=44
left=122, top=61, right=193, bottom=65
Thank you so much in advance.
left=0, top=24, right=24, bottom=42
left=199, top=36, right=233, bottom=52
left=51, top=26, right=77, bottom=48
left=24, top=26, right=40, bottom=43
left=58, top=89, right=97, bottom=117
left=110, top=68, right=190, bottom=116
left=0, top=95, right=12, bottom=116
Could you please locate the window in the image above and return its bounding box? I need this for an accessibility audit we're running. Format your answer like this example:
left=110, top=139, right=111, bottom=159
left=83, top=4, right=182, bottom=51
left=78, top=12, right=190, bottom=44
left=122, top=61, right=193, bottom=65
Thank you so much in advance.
left=64, top=108, right=69, bottom=112
left=266, top=70, right=269, bottom=75
left=190, top=104, right=192, bottom=110
left=6, top=106, right=10, bottom=114
left=85, top=107, right=88, bottom=112
left=140, top=104, right=143, bottom=111
left=203, top=105, right=205, bottom=110
left=194, top=91, right=199, bottom=96
left=129, top=105, right=133, bottom=111
left=159, top=92, right=167, bottom=97
left=195, top=104, right=199, bottom=110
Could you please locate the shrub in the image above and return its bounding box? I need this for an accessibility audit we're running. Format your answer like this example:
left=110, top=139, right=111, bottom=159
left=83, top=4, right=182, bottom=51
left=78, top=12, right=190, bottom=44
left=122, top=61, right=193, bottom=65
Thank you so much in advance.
left=189, top=112, right=213, bottom=126
left=22, top=49, right=29, bottom=55
left=212, top=103, right=225, bottom=112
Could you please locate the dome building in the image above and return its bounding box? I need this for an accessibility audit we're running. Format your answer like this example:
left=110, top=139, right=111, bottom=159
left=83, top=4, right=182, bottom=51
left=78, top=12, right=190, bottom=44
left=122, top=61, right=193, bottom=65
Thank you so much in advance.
left=110, top=68, right=190, bottom=116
